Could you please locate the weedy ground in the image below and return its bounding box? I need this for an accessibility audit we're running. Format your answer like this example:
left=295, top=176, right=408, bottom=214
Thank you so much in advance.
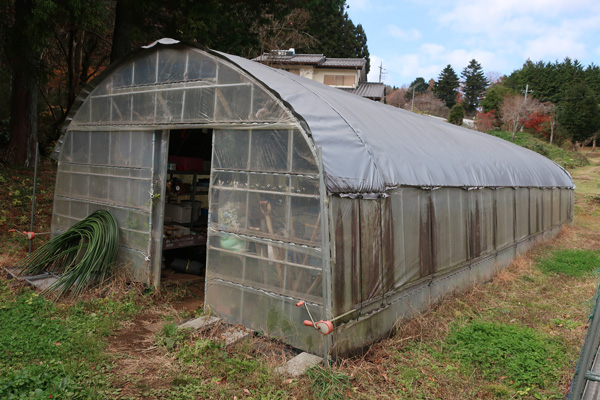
left=1, top=149, right=600, bottom=399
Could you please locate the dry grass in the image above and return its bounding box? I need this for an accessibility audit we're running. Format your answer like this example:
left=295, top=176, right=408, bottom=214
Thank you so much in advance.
left=323, top=152, right=600, bottom=399
left=3, top=151, right=600, bottom=399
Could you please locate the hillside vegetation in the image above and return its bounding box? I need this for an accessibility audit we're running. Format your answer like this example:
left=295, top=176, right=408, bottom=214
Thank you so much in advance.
left=488, top=129, right=589, bottom=169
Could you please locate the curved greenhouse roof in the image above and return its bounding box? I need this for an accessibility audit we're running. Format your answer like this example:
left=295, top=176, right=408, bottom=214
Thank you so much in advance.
left=59, top=39, right=574, bottom=194
left=215, top=51, right=574, bottom=193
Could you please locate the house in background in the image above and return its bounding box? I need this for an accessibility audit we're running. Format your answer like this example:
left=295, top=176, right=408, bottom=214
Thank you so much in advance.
left=253, top=49, right=385, bottom=102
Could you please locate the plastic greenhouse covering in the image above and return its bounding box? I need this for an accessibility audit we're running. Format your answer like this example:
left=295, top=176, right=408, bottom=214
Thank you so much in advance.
left=217, top=51, right=574, bottom=193
left=52, top=39, right=575, bottom=356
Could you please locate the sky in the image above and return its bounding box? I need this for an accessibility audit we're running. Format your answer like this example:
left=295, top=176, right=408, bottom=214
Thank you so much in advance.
left=345, top=0, right=600, bottom=88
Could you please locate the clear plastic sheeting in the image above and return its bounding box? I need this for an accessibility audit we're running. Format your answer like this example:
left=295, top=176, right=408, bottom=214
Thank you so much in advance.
left=205, top=127, right=325, bottom=345
left=53, top=130, right=156, bottom=283
left=495, top=188, right=516, bottom=249
left=515, top=188, right=530, bottom=240
left=68, top=46, right=295, bottom=129
left=431, top=188, right=468, bottom=272
left=213, top=129, right=318, bottom=175
left=206, top=234, right=323, bottom=303
left=329, top=186, right=574, bottom=321
left=205, top=280, right=325, bottom=353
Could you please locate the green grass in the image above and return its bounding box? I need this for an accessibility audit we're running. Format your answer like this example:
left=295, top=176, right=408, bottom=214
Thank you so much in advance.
left=537, top=249, right=600, bottom=276
left=0, top=159, right=56, bottom=256
left=487, top=130, right=588, bottom=169
left=306, top=366, right=351, bottom=400
left=1, top=151, right=600, bottom=399
left=445, top=320, right=567, bottom=389
left=0, top=280, right=139, bottom=399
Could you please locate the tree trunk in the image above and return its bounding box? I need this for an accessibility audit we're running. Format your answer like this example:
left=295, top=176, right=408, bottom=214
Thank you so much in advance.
left=7, top=69, right=38, bottom=166
left=111, top=0, right=136, bottom=63
left=6, top=0, right=39, bottom=167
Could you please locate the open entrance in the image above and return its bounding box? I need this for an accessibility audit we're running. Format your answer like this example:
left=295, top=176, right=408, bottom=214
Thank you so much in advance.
left=160, top=128, right=212, bottom=305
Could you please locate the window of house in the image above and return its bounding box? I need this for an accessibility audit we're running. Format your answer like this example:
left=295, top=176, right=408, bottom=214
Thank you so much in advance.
left=323, top=74, right=355, bottom=87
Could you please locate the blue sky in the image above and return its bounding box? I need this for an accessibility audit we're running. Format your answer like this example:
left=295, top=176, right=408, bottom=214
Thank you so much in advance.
left=345, top=0, right=600, bottom=87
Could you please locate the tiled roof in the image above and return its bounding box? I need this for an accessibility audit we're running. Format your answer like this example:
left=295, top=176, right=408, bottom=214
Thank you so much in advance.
left=341, top=82, right=385, bottom=99
left=252, top=53, right=365, bottom=68
left=252, top=54, right=325, bottom=64
left=320, top=58, right=366, bottom=68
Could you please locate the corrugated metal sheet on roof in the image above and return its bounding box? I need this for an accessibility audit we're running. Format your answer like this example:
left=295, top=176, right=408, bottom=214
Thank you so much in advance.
left=320, top=58, right=366, bottom=68
left=252, top=53, right=325, bottom=64
left=342, top=82, right=385, bottom=99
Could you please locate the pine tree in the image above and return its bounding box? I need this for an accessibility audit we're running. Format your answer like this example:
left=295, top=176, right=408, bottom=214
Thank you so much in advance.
left=433, top=64, right=459, bottom=109
left=461, top=59, right=488, bottom=115
left=557, top=83, right=600, bottom=143
left=405, top=77, right=428, bottom=101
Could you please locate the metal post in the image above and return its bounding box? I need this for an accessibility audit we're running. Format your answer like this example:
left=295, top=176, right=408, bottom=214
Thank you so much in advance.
left=317, top=147, right=331, bottom=367
left=568, top=284, right=600, bottom=399
left=29, top=142, right=39, bottom=254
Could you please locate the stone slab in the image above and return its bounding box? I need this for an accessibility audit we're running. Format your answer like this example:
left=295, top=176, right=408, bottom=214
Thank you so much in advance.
left=275, top=352, right=323, bottom=377
left=178, top=315, right=220, bottom=331
left=3, top=267, right=58, bottom=291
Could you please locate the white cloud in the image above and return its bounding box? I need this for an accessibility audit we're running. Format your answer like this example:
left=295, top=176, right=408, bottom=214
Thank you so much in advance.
left=523, top=35, right=587, bottom=62
left=435, top=0, right=600, bottom=54
left=387, top=25, right=422, bottom=41
left=375, top=43, right=510, bottom=87
left=367, top=55, right=389, bottom=83
left=438, top=0, right=600, bottom=33
left=358, top=0, right=600, bottom=87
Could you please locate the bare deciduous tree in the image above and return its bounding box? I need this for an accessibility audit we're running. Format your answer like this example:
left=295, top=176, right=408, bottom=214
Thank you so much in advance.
left=486, top=71, right=502, bottom=85
left=254, top=9, right=317, bottom=57
left=539, top=102, right=557, bottom=144
left=386, top=87, right=407, bottom=108
left=499, top=94, right=540, bottom=140
left=404, top=91, right=449, bottom=118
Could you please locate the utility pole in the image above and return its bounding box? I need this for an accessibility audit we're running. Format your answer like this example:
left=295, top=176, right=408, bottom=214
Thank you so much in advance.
left=378, top=62, right=386, bottom=83
left=518, top=84, right=531, bottom=134
left=410, top=86, right=416, bottom=112
left=523, top=84, right=531, bottom=100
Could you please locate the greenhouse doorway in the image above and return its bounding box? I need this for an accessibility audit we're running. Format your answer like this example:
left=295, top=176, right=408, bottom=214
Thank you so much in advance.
left=161, top=128, right=212, bottom=302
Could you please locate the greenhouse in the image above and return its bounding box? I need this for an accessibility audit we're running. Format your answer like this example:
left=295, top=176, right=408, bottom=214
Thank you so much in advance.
left=51, top=39, right=574, bottom=357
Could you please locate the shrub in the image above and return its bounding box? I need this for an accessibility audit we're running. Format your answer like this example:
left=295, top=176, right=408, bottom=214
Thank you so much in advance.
left=474, top=110, right=498, bottom=132
left=448, top=104, right=465, bottom=125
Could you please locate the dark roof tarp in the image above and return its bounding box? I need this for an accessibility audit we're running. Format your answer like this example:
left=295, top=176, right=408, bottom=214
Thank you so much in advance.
left=216, top=51, right=575, bottom=194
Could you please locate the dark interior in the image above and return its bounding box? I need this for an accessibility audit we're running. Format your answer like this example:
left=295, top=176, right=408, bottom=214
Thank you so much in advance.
left=161, top=128, right=213, bottom=290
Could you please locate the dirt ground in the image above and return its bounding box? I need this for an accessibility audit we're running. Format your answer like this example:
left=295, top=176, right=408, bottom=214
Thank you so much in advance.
left=3, top=150, right=600, bottom=399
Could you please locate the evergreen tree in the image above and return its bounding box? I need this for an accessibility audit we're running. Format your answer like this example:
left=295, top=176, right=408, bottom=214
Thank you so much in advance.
left=480, top=85, right=516, bottom=113
left=557, top=83, right=600, bottom=143
left=503, top=58, right=594, bottom=104
left=297, top=0, right=370, bottom=73
left=5, top=0, right=56, bottom=166
left=461, top=59, right=488, bottom=115
left=434, top=65, right=459, bottom=109
left=2, top=0, right=371, bottom=164
left=405, top=77, right=428, bottom=101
